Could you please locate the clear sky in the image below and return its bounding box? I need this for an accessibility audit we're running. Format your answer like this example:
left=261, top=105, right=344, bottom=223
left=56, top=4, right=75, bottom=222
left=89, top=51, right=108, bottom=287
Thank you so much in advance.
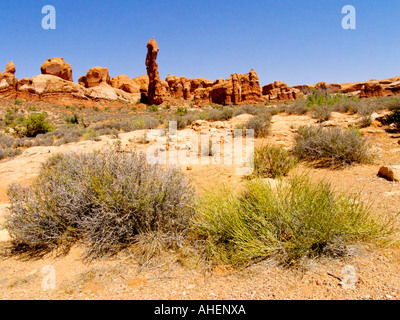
left=0, top=0, right=399, bottom=87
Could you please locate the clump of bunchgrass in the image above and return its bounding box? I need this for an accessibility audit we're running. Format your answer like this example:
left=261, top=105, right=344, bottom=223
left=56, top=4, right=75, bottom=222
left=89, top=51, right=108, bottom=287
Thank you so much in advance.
left=250, top=144, right=297, bottom=179
left=194, top=174, right=393, bottom=266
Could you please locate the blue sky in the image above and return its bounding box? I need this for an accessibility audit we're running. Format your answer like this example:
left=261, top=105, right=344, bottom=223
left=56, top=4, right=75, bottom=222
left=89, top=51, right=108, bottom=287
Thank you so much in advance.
left=0, top=0, right=399, bottom=86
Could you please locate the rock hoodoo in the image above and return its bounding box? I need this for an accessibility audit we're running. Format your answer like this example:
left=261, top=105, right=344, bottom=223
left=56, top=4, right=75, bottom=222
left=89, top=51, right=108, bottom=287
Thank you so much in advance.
left=146, top=38, right=169, bottom=104
left=0, top=61, right=18, bottom=98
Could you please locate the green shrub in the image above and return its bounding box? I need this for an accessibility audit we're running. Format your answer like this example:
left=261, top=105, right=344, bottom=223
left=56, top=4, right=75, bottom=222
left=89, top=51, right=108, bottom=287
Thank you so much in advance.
left=19, top=113, right=53, bottom=137
left=5, top=148, right=195, bottom=259
left=292, top=125, right=373, bottom=168
left=251, top=145, right=297, bottom=179
left=176, top=107, right=188, bottom=116
left=148, top=104, right=159, bottom=112
left=194, top=175, right=392, bottom=266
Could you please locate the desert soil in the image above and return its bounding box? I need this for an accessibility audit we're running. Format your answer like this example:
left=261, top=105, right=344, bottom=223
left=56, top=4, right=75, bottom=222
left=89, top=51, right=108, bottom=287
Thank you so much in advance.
left=0, top=112, right=399, bottom=300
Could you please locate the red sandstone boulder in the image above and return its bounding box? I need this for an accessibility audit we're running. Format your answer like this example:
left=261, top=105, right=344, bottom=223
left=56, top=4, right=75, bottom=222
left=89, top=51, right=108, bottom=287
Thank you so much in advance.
left=111, top=74, right=141, bottom=94
left=80, top=67, right=111, bottom=88
left=41, top=57, right=73, bottom=82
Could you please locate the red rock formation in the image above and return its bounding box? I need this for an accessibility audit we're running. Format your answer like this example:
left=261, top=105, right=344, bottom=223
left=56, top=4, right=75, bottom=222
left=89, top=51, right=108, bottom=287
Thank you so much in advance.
left=146, top=38, right=169, bottom=104
left=194, top=70, right=262, bottom=105
left=263, top=81, right=300, bottom=101
left=111, top=74, right=141, bottom=94
left=360, top=80, right=385, bottom=98
left=0, top=62, right=18, bottom=98
left=41, top=57, right=73, bottom=81
left=79, top=67, right=111, bottom=88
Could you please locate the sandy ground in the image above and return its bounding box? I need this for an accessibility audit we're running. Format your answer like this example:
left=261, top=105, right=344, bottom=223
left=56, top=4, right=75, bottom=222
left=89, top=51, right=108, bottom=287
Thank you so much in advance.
left=0, top=112, right=399, bottom=300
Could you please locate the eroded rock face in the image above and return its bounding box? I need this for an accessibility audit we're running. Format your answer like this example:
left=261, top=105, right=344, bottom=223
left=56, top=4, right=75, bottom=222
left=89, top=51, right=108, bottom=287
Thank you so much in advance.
left=41, top=57, right=73, bottom=81
left=194, top=70, right=262, bottom=105
left=80, top=67, right=111, bottom=88
left=111, top=74, right=141, bottom=94
left=17, top=74, right=138, bottom=104
left=146, top=38, right=169, bottom=104
left=0, top=61, right=18, bottom=98
left=262, top=81, right=300, bottom=101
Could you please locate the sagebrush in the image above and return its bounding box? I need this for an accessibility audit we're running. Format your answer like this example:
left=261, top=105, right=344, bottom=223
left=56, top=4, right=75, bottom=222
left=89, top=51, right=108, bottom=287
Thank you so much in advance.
left=5, top=148, right=195, bottom=259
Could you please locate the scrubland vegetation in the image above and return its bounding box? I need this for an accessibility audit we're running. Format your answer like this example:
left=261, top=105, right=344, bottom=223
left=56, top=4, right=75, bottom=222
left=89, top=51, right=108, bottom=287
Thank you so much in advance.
left=1, top=92, right=399, bottom=268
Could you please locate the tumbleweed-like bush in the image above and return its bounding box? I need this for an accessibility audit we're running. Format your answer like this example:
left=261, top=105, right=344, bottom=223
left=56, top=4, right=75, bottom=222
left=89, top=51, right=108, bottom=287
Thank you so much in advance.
left=292, top=125, right=374, bottom=168
left=5, top=147, right=195, bottom=259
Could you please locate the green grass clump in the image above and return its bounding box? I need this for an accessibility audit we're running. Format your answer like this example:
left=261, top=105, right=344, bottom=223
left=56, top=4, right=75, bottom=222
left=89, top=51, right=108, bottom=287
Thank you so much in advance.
left=251, top=145, right=297, bottom=179
left=194, top=175, right=392, bottom=266
left=292, top=125, right=374, bottom=168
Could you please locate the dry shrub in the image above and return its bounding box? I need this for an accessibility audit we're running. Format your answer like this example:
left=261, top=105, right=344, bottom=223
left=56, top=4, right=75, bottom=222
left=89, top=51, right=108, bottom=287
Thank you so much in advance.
left=5, top=147, right=195, bottom=260
left=292, top=125, right=374, bottom=168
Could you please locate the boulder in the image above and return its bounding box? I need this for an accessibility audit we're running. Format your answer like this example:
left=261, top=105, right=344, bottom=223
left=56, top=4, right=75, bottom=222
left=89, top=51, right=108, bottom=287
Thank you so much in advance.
left=378, top=165, right=400, bottom=182
left=111, top=74, right=141, bottom=94
left=41, top=57, right=73, bottom=81
left=81, top=67, right=111, bottom=88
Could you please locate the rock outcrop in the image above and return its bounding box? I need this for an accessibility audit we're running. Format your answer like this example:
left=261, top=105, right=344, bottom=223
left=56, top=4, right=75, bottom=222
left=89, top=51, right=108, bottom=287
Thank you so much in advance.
left=146, top=38, right=169, bottom=104
left=17, top=74, right=138, bottom=104
left=79, top=67, right=111, bottom=88
left=194, top=70, right=262, bottom=105
left=41, top=57, right=73, bottom=81
left=111, top=74, right=141, bottom=94
left=263, top=81, right=301, bottom=101
left=0, top=62, right=18, bottom=98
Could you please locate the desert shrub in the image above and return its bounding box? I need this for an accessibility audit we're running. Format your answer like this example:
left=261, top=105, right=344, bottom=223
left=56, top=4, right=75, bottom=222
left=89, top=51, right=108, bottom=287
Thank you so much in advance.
left=176, top=107, right=188, bottom=116
left=201, top=107, right=234, bottom=122
left=83, top=129, right=101, bottom=141
left=5, top=148, right=195, bottom=259
left=64, top=114, right=80, bottom=125
left=379, top=96, right=400, bottom=111
left=0, top=147, right=22, bottom=160
left=240, top=112, right=272, bottom=138
left=194, top=175, right=392, bottom=266
left=311, top=104, right=332, bottom=122
left=292, top=125, right=373, bottom=168
left=148, top=104, right=159, bottom=112
left=284, top=100, right=308, bottom=115
left=175, top=112, right=201, bottom=129
left=19, top=113, right=53, bottom=137
left=331, top=99, right=360, bottom=114
left=233, top=105, right=261, bottom=116
left=251, top=145, right=297, bottom=179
